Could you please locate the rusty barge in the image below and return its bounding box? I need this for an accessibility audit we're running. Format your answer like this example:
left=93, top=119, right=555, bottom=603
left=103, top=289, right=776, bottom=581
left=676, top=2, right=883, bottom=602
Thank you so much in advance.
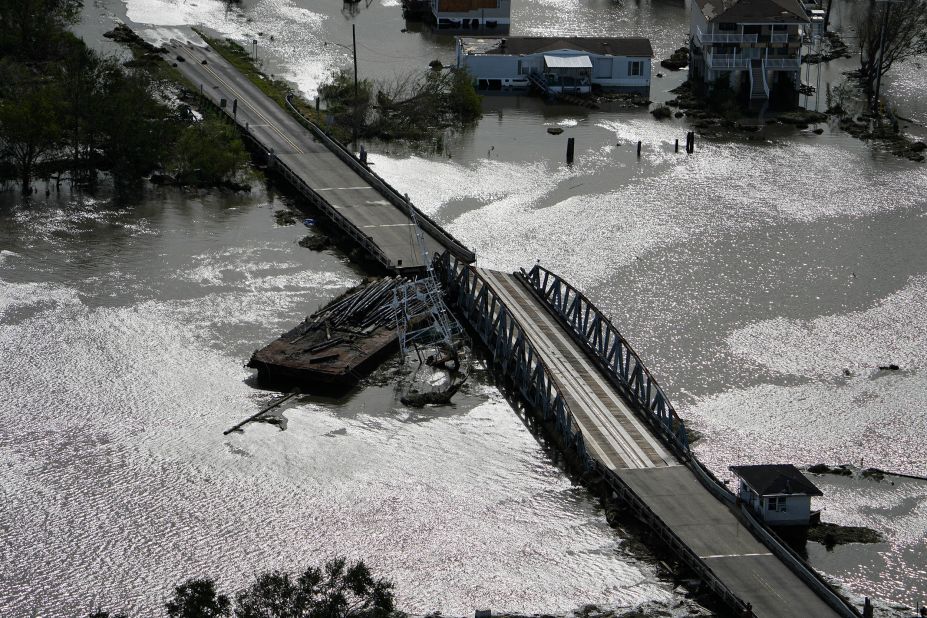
left=248, top=278, right=406, bottom=390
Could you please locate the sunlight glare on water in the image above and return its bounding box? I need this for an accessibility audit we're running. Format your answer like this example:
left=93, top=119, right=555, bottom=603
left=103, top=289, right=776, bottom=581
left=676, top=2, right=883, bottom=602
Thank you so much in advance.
left=0, top=194, right=673, bottom=617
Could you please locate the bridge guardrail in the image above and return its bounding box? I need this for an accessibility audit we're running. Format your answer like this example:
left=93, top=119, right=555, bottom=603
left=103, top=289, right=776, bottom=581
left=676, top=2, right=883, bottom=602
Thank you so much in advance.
left=285, top=95, right=476, bottom=266
left=590, top=459, right=752, bottom=614
left=738, top=505, right=862, bottom=618
left=434, top=252, right=586, bottom=455
left=184, top=66, right=393, bottom=272
left=520, top=264, right=689, bottom=454
left=268, top=154, right=393, bottom=271
left=435, top=252, right=755, bottom=617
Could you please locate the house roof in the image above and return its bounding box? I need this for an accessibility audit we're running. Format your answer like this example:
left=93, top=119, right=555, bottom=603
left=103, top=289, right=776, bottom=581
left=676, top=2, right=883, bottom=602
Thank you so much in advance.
left=458, top=36, right=654, bottom=58
left=729, top=464, right=824, bottom=497
left=695, top=0, right=810, bottom=23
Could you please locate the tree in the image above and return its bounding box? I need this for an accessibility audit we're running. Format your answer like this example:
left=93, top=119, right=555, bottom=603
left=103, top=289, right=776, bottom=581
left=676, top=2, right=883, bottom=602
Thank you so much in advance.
left=0, top=0, right=83, bottom=59
left=856, top=0, right=927, bottom=105
left=234, top=558, right=395, bottom=618
left=58, top=37, right=111, bottom=184
left=173, top=114, right=249, bottom=185
left=0, top=72, right=63, bottom=192
left=86, top=609, right=128, bottom=618
left=95, top=68, right=172, bottom=192
left=448, top=68, right=481, bottom=122
left=165, top=578, right=232, bottom=618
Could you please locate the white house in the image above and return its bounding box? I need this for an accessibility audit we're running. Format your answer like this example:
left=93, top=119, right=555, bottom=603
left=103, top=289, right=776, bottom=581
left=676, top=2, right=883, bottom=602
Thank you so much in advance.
left=689, top=0, right=809, bottom=102
left=730, top=464, right=823, bottom=527
left=456, top=37, right=654, bottom=95
left=431, top=0, right=510, bottom=30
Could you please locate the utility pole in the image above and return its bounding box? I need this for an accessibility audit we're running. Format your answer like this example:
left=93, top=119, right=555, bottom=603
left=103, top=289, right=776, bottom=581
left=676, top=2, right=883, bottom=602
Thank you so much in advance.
left=352, top=23, right=359, bottom=152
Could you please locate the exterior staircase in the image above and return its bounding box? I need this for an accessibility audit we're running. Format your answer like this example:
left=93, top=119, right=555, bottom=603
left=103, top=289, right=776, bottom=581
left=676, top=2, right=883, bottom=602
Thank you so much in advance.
left=527, top=71, right=599, bottom=109
left=749, top=58, right=769, bottom=100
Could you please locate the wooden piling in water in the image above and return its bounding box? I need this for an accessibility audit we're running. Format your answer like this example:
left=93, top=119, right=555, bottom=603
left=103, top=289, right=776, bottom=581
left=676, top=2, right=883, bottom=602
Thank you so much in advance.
left=675, top=139, right=679, bottom=153
left=637, top=141, right=642, bottom=157
left=566, top=137, right=575, bottom=164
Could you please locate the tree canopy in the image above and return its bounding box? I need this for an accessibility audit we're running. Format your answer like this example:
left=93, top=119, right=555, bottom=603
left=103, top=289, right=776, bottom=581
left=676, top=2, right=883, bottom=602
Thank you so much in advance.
left=856, top=0, right=927, bottom=104
left=91, top=559, right=397, bottom=618
left=0, top=3, right=251, bottom=195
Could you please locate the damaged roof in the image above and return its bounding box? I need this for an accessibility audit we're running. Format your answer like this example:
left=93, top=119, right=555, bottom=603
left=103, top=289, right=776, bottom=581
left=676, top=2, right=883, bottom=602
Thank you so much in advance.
left=696, top=0, right=809, bottom=23
left=458, top=36, right=654, bottom=58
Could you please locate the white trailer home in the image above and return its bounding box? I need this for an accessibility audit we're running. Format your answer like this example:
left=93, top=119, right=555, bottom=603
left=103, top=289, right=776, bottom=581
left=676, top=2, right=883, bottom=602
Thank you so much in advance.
left=456, top=37, right=654, bottom=95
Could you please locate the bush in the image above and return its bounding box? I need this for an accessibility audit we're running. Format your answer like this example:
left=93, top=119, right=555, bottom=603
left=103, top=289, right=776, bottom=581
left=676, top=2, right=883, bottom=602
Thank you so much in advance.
left=650, top=105, right=672, bottom=119
left=173, top=114, right=249, bottom=184
left=448, top=68, right=481, bottom=122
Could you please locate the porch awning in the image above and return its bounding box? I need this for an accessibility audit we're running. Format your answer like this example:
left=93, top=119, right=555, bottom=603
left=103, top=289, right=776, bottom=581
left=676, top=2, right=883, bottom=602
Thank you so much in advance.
left=543, top=55, right=593, bottom=69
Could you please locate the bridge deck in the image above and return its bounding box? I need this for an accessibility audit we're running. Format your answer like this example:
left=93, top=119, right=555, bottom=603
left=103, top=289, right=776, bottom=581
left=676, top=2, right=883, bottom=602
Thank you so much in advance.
left=474, top=268, right=840, bottom=618
left=477, top=268, right=673, bottom=470
left=163, top=36, right=442, bottom=270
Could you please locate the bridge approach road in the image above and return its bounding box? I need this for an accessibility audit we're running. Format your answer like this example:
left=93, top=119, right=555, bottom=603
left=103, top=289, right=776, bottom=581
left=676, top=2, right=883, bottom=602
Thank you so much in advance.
left=161, top=33, right=471, bottom=273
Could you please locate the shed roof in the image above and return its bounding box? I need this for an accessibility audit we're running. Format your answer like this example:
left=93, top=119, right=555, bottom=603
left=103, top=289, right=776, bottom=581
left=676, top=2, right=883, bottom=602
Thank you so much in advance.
left=695, top=0, right=809, bottom=23
left=729, top=464, right=823, bottom=497
left=458, top=36, right=654, bottom=58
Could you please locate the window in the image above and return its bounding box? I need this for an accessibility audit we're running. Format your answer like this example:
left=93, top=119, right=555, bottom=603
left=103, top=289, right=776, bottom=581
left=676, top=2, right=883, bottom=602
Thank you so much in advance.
left=718, top=22, right=737, bottom=31
left=766, top=496, right=787, bottom=512
left=628, top=60, right=643, bottom=76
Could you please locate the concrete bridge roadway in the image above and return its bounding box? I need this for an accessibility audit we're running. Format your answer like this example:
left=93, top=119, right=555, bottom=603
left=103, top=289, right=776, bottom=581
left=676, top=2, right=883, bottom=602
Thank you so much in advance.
left=162, top=35, right=454, bottom=272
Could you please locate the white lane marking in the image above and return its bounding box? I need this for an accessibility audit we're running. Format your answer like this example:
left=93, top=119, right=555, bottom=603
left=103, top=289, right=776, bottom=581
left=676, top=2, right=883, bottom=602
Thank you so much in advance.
left=700, top=553, right=774, bottom=559
left=480, top=270, right=658, bottom=469
left=317, top=186, right=376, bottom=191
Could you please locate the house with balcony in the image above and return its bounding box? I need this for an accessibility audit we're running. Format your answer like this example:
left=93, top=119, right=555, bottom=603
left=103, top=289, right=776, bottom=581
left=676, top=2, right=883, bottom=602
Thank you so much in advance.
left=430, top=0, right=510, bottom=31
left=456, top=37, right=654, bottom=95
left=689, top=0, right=810, bottom=104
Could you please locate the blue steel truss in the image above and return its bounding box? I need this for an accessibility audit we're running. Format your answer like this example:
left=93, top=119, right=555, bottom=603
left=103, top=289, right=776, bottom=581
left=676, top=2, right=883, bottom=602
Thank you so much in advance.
left=434, top=253, right=592, bottom=468
left=521, top=264, right=689, bottom=454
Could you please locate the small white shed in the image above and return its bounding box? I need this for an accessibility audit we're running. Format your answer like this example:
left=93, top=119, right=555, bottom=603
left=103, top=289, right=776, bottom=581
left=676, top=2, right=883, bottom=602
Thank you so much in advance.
left=730, top=464, right=823, bottom=527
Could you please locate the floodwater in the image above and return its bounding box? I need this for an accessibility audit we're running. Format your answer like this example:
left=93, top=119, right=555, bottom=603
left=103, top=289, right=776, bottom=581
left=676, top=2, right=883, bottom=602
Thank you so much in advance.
left=0, top=187, right=678, bottom=616
left=2, top=0, right=926, bottom=614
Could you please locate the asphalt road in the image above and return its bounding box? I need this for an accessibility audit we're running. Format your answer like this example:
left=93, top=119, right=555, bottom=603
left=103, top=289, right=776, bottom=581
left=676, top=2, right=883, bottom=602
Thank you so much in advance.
left=164, top=36, right=446, bottom=270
